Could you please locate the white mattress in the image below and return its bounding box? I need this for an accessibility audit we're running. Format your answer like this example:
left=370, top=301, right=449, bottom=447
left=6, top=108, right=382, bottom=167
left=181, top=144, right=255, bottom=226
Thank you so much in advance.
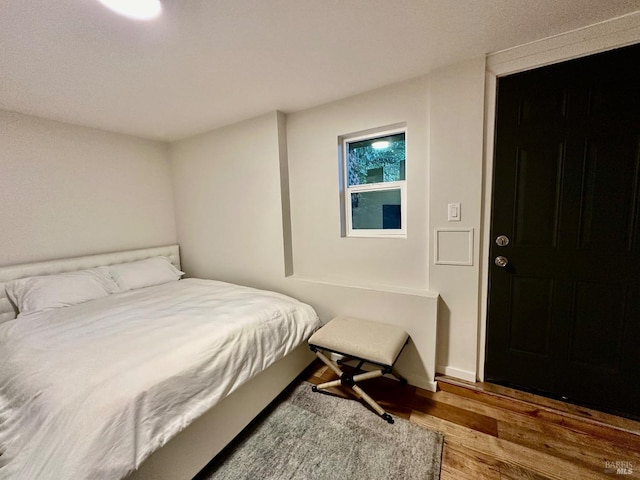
left=0, top=278, right=321, bottom=480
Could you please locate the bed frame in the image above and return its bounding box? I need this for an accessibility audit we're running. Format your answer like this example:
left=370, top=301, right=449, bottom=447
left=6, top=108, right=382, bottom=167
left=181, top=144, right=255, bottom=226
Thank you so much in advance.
left=0, top=245, right=316, bottom=480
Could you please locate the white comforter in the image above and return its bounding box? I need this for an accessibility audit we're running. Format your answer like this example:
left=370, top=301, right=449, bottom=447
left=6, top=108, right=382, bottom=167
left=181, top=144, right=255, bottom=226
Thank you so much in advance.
left=0, top=278, right=320, bottom=480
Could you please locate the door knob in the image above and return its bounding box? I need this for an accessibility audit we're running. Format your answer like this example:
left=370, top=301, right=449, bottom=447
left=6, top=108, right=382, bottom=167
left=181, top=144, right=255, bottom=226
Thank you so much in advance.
left=495, top=235, right=510, bottom=246
left=495, top=256, right=509, bottom=268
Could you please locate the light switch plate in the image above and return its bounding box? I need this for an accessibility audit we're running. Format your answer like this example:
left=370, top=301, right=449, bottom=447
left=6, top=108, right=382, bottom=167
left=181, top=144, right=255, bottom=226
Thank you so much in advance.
left=448, top=203, right=461, bottom=222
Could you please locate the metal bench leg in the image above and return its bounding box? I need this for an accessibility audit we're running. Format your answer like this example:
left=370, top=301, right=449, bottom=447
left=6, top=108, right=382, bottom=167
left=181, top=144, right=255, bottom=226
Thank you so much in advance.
left=310, top=348, right=395, bottom=423
left=350, top=384, right=394, bottom=423
left=313, top=349, right=343, bottom=377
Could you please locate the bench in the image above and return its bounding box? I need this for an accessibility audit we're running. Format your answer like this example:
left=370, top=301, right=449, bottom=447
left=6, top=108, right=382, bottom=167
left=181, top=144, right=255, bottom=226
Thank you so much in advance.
left=308, top=315, right=409, bottom=424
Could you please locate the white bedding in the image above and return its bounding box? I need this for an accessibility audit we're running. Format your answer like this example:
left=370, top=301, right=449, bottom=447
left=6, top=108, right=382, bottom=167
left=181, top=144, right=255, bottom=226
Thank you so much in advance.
left=0, top=278, right=321, bottom=480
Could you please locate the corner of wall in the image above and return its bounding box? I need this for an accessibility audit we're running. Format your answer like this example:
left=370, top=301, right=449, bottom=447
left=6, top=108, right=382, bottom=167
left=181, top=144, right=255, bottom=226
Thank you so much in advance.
left=276, top=111, right=294, bottom=277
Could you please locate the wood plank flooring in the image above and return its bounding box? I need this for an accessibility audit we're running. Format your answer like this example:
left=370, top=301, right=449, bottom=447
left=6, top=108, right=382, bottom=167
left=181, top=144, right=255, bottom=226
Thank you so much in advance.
left=303, top=361, right=640, bottom=479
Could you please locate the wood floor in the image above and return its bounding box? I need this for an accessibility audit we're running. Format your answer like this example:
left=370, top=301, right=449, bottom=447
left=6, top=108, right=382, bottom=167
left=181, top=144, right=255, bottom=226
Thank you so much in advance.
left=303, top=360, right=640, bottom=479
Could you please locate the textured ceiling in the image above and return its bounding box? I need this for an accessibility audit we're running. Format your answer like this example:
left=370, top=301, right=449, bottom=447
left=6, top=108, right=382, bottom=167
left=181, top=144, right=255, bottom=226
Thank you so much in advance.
left=1, top=1, right=639, bottom=141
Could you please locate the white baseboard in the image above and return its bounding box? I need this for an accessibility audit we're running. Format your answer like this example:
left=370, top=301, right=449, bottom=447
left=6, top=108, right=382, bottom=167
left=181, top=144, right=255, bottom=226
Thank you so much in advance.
left=436, top=364, right=477, bottom=383
left=403, top=372, right=438, bottom=392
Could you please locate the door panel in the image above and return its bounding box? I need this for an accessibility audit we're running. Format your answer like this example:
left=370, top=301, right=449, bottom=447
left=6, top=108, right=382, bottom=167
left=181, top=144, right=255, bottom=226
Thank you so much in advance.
left=519, top=87, right=568, bottom=125
left=508, top=276, right=553, bottom=356
left=514, top=143, right=564, bottom=247
left=486, top=43, right=640, bottom=419
left=580, top=136, right=640, bottom=252
left=569, top=281, right=625, bottom=371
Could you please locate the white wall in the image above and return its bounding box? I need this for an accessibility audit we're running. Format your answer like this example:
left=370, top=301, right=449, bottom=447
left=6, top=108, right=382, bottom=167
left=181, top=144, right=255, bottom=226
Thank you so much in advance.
left=428, top=58, right=486, bottom=381
left=283, top=78, right=438, bottom=388
left=170, top=112, right=287, bottom=289
left=0, top=111, right=176, bottom=266
left=287, top=77, right=430, bottom=289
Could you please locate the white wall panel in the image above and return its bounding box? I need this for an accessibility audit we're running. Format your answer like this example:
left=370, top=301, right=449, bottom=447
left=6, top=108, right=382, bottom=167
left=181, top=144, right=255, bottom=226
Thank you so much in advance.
left=428, top=57, right=486, bottom=380
left=286, top=77, right=430, bottom=289
left=170, top=112, right=286, bottom=289
left=0, top=111, right=176, bottom=266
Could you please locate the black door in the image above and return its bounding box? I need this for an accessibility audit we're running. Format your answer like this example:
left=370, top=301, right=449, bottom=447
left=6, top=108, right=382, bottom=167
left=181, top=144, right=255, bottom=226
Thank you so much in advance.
left=485, top=43, right=640, bottom=419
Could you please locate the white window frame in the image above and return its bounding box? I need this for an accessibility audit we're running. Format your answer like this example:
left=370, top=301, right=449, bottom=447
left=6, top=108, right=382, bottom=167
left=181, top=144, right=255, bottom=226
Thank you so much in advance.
left=342, top=127, right=407, bottom=238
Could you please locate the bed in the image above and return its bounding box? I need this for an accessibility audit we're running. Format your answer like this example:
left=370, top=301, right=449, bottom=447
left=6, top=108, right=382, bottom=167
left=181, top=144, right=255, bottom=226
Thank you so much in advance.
left=0, top=245, right=321, bottom=480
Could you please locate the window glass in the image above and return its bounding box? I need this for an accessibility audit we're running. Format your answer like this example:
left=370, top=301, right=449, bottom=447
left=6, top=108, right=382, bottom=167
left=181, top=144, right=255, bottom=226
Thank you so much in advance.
left=351, top=189, right=402, bottom=230
left=347, top=132, right=405, bottom=187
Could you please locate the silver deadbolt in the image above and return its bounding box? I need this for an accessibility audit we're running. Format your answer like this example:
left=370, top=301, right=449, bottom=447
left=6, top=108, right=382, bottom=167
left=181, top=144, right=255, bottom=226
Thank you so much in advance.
left=495, top=256, right=509, bottom=268
left=495, top=235, right=510, bottom=247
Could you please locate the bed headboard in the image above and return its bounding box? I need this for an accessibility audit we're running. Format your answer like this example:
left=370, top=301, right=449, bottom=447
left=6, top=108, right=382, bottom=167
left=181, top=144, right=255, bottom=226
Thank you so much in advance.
left=0, top=245, right=180, bottom=324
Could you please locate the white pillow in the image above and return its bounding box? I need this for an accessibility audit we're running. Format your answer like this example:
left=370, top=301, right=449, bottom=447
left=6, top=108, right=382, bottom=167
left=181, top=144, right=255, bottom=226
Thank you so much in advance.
left=108, top=256, right=184, bottom=291
left=5, top=267, right=119, bottom=315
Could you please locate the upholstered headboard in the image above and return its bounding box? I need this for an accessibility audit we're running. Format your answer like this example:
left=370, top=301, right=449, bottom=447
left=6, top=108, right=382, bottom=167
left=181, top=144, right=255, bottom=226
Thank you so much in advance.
left=0, top=245, right=180, bottom=324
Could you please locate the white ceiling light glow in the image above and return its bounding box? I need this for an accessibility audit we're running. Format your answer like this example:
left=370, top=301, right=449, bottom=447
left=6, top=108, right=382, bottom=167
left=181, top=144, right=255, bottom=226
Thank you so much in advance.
left=372, top=141, right=390, bottom=149
left=98, top=0, right=162, bottom=21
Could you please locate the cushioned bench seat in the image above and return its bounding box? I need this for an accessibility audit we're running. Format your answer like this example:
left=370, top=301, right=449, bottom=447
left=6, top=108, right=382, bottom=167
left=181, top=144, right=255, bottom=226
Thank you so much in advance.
left=309, top=316, right=409, bottom=366
left=308, top=316, right=409, bottom=423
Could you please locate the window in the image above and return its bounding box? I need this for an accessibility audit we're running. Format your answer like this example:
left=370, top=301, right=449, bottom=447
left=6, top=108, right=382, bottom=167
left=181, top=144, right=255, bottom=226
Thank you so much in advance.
left=342, top=127, right=406, bottom=237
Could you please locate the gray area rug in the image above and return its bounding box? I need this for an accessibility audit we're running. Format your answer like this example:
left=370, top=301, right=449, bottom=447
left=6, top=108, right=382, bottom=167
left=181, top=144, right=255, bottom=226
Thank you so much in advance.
left=199, top=381, right=443, bottom=480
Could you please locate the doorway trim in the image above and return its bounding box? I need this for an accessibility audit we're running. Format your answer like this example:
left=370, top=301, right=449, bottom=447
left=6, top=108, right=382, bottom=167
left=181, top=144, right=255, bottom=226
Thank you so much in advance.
left=477, top=12, right=640, bottom=381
